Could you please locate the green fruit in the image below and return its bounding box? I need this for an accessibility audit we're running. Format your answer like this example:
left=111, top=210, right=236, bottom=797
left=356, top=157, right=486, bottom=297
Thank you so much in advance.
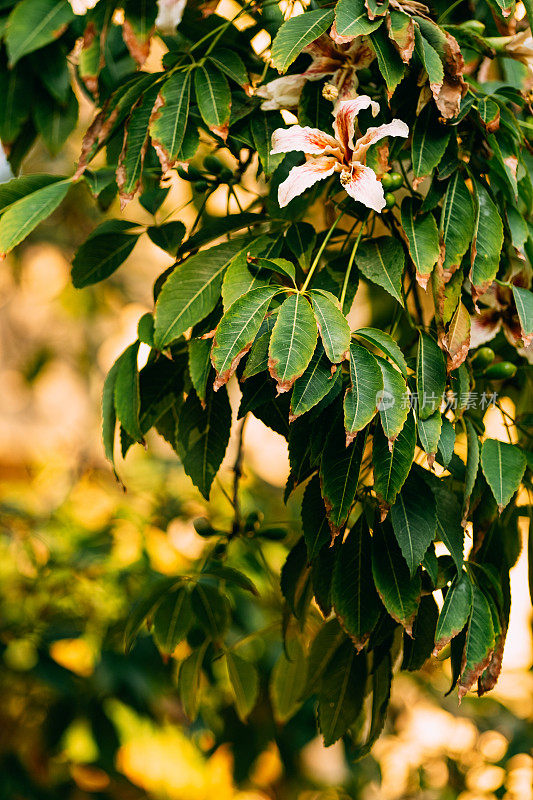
left=193, top=180, right=209, bottom=192
left=193, top=518, right=218, bottom=537
left=471, top=346, right=495, bottom=372
left=203, top=154, right=224, bottom=174
left=385, top=192, right=396, bottom=209
left=483, top=361, right=517, bottom=380
left=219, top=168, right=234, bottom=183
left=388, top=171, right=403, bottom=190
left=177, top=164, right=203, bottom=181
left=381, top=173, right=395, bottom=190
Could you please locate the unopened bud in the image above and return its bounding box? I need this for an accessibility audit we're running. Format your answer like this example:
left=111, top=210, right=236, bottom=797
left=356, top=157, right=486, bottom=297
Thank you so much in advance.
left=322, top=83, right=339, bottom=101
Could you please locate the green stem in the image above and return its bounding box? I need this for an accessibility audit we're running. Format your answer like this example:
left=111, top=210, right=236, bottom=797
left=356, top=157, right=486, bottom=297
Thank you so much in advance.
left=340, top=216, right=367, bottom=309
left=301, top=213, right=343, bottom=292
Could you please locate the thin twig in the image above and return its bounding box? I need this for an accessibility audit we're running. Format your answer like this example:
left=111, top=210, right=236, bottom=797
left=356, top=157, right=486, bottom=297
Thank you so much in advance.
left=231, top=416, right=247, bottom=535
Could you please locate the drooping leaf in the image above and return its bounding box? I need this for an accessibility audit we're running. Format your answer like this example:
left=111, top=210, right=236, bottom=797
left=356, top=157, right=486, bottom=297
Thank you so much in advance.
left=438, top=418, right=456, bottom=466
left=320, top=419, right=366, bottom=534
left=71, top=225, right=140, bottom=288
left=480, top=439, right=527, bottom=512
left=6, top=0, right=74, bottom=65
left=179, top=644, right=207, bottom=719
left=153, top=586, right=194, bottom=655
left=388, top=7, right=414, bottom=62
left=303, top=619, right=346, bottom=696
left=431, top=479, right=464, bottom=572
left=512, top=285, right=533, bottom=343
left=344, top=342, right=383, bottom=443
left=271, top=638, right=306, bottom=722
left=194, top=63, right=231, bottom=128
left=34, top=87, right=78, bottom=157
left=268, top=293, right=318, bottom=392
left=280, top=537, right=312, bottom=620
left=154, top=239, right=247, bottom=348
left=411, top=103, right=451, bottom=178
left=434, top=570, right=472, bottom=652
left=201, top=564, right=258, bottom=595
left=191, top=582, right=231, bottom=640
left=317, top=639, right=367, bottom=747
left=309, top=290, right=351, bottom=364
left=353, top=328, right=408, bottom=376
left=212, top=286, right=280, bottom=389
left=355, top=236, right=404, bottom=305
left=417, top=410, right=442, bottom=462
left=400, top=197, right=440, bottom=289
left=351, top=650, right=392, bottom=760
left=332, top=519, right=381, bottom=648
left=463, top=419, right=479, bottom=520
left=208, top=49, right=248, bottom=87
left=124, top=576, right=181, bottom=653
left=177, top=388, right=232, bottom=499
left=271, top=9, right=335, bottom=72
left=291, top=345, right=338, bottom=419
left=373, top=412, right=416, bottom=507
left=370, top=28, right=406, bottom=94
left=441, top=172, right=475, bottom=273
left=222, top=234, right=279, bottom=310
left=390, top=472, right=437, bottom=575
left=372, top=521, right=421, bottom=635
left=375, top=355, right=409, bottom=442
left=102, top=358, right=121, bottom=468
left=414, top=26, right=443, bottom=85
left=188, top=338, right=212, bottom=405
left=0, top=178, right=70, bottom=257
left=301, top=473, right=331, bottom=560
left=226, top=652, right=259, bottom=721
left=416, top=332, right=446, bottom=420
left=117, top=84, right=160, bottom=204
left=470, top=181, right=504, bottom=296
left=457, top=584, right=495, bottom=701
left=251, top=110, right=285, bottom=176
left=149, top=72, right=191, bottom=172
left=114, top=341, right=143, bottom=444
left=401, top=594, right=439, bottom=671
left=445, top=301, right=470, bottom=372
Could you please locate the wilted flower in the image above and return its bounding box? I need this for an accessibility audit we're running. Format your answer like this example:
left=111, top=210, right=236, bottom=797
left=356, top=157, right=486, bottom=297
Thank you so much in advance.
left=270, top=96, right=408, bottom=210
left=68, top=0, right=99, bottom=14
left=471, top=276, right=533, bottom=362
left=256, top=32, right=375, bottom=111
left=155, top=0, right=187, bottom=34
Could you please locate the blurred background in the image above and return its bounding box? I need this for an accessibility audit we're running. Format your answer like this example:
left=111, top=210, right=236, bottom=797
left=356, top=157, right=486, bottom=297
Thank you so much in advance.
left=1, top=50, right=532, bottom=800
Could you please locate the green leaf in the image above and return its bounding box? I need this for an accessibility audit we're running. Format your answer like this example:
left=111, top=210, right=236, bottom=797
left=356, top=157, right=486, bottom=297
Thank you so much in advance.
left=309, top=290, right=351, bottom=364
left=291, top=345, right=339, bottom=419
left=353, top=327, right=408, bottom=377
left=376, top=355, right=409, bottom=441
left=402, top=594, right=439, bottom=671
left=280, top=537, right=312, bottom=619
left=481, top=439, right=527, bottom=512
left=6, top=0, right=74, bottom=65
left=344, top=342, right=383, bottom=442
left=416, top=332, right=446, bottom=420
left=301, top=473, right=330, bottom=560
left=304, top=619, right=346, bottom=696
left=114, top=342, right=143, bottom=444
left=270, top=638, right=306, bottom=722
left=351, top=650, right=392, bottom=760
left=194, top=63, right=231, bottom=128
left=414, top=26, right=444, bottom=85
left=372, top=521, right=421, bottom=634
left=71, top=227, right=140, bottom=289
left=512, top=285, right=533, bottom=340
left=317, top=639, right=367, bottom=747
left=149, top=72, right=191, bottom=171
left=391, top=472, right=436, bottom=575
left=441, top=172, right=475, bottom=273
left=124, top=576, right=180, bottom=653
left=251, top=110, right=285, bottom=176
left=431, top=479, right=464, bottom=571
left=438, top=418, right=456, bottom=466
left=212, top=286, right=279, bottom=388
left=400, top=198, right=440, bottom=288
left=332, top=518, right=381, bottom=648
left=0, top=174, right=63, bottom=214
left=251, top=257, right=296, bottom=286
left=177, top=387, right=231, bottom=499
left=370, top=28, right=406, bottom=94
left=33, top=87, right=78, bottom=157
left=154, top=239, right=247, bottom=348
left=147, top=221, right=186, bottom=257
left=226, top=652, right=259, bottom=721
left=268, top=293, right=318, bottom=392
left=188, top=338, right=212, bottom=405
left=191, top=582, right=230, bottom=639
left=435, top=571, right=472, bottom=651
left=373, top=412, right=416, bottom=506
left=463, top=419, right=479, bottom=520
left=270, top=9, right=335, bottom=72
left=469, top=181, right=504, bottom=294
left=320, top=419, right=366, bottom=534
left=355, top=236, right=404, bottom=305
left=285, top=222, right=316, bottom=270
left=201, top=565, right=258, bottom=595
left=153, top=586, right=194, bottom=654
left=102, top=358, right=120, bottom=468
left=411, top=104, right=451, bottom=178
left=222, top=234, right=279, bottom=310
left=417, top=410, right=442, bottom=460
left=242, top=313, right=277, bottom=380
left=179, top=644, right=207, bottom=719
left=457, top=584, right=495, bottom=701
left=335, top=0, right=383, bottom=37
left=0, top=66, right=31, bottom=144
left=208, top=49, right=248, bottom=86
left=0, top=178, right=70, bottom=257
left=117, top=85, right=160, bottom=203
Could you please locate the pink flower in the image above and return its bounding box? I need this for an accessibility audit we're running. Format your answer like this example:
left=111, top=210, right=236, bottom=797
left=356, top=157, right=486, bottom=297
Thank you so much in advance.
left=270, top=96, right=408, bottom=211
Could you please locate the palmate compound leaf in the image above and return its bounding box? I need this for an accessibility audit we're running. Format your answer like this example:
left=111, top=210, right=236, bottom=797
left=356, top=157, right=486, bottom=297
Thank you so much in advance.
left=268, top=293, right=318, bottom=393
left=177, top=387, right=232, bottom=500
left=309, top=290, right=351, bottom=364
left=344, top=342, right=383, bottom=444
left=416, top=331, right=446, bottom=420
left=270, top=8, right=335, bottom=72
left=457, top=584, right=495, bottom=701
left=154, top=239, right=248, bottom=348
left=434, top=570, right=473, bottom=653
left=270, top=637, right=307, bottom=723
left=317, top=638, right=367, bottom=747
left=480, top=439, right=527, bottom=512
left=375, top=355, right=409, bottom=442
left=226, top=651, right=259, bottom=722
left=290, top=344, right=339, bottom=420
left=400, top=197, right=440, bottom=290
left=211, top=286, right=281, bottom=389
left=319, top=416, right=367, bottom=535
left=332, top=518, right=381, bottom=649
left=354, top=236, right=404, bottom=305
left=371, top=520, right=421, bottom=635
left=390, top=471, right=437, bottom=575
left=373, top=412, right=416, bottom=508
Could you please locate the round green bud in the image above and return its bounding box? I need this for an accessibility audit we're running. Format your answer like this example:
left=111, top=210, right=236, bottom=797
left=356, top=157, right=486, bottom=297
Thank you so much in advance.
left=219, top=168, right=234, bottom=183
left=385, top=192, right=396, bottom=209
left=471, top=346, right=495, bottom=372
left=203, top=155, right=224, bottom=174
left=193, top=180, right=209, bottom=192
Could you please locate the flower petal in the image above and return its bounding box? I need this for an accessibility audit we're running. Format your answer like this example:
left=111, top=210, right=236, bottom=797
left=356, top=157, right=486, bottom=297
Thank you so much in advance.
left=341, top=163, right=385, bottom=212
left=278, top=157, right=337, bottom=208
left=256, top=75, right=307, bottom=110
left=333, top=96, right=380, bottom=157
left=271, top=125, right=340, bottom=157
left=470, top=309, right=502, bottom=349
left=351, top=119, right=409, bottom=162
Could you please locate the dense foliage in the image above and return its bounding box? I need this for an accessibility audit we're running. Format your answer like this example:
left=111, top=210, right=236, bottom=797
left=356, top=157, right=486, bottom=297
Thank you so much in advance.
left=1, top=0, right=533, bottom=756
